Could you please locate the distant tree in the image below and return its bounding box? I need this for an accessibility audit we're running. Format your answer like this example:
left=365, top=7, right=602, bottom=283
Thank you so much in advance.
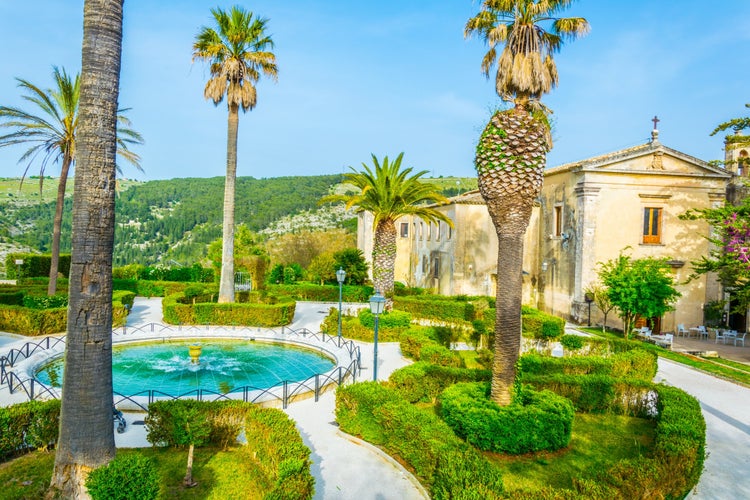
left=266, top=228, right=354, bottom=269
left=598, top=253, right=680, bottom=338
left=268, top=263, right=304, bottom=284
left=307, top=252, right=336, bottom=285
left=682, top=197, right=750, bottom=314
left=333, top=247, right=369, bottom=285
left=584, top=282, right=615, bottom=333
left=0, top=67, right=142, bottom=295
left=193, top=5, right=278, bottom=303
left=322, top=153, right=452, bottom=298
left=710, top=103, right=750, bottom=169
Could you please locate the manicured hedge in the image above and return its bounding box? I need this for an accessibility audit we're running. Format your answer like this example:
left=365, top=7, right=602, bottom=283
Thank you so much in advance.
left=5, top=253, right=71, bottom=279
left=86, top=454, right=159, bottom=500
left=145, top=400, right=314, bottom=499
left=335, top=382, right=504, bottom=499
left=268, top=283, right=374, bottom=302
left=438, top=382, right=575, bottom=454
left=112, top=279, right=191, bottom=297
left=518, top=349, right=657, bottom=382
left=388, top=361, right=491, bottom=403
left=320, top=309, right=407, bottom=342
left=0, top=399, right=60, bottom=462
left=392, top=295, right=481, bottom=322
left=162, top=292, right=296, bottom=327
left=397, top=326, right=464, bottom=366
left=358, top=308, right=411, bottom=329
left=0, top=291, right=134, bottom=335
left=482, top=306, right=565, bottom=339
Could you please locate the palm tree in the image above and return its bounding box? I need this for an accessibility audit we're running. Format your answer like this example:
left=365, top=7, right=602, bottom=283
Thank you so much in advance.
left=193, top=6, right=278, bottom=303
left=325, top=153, right=453, bottom=297
left=0, top=67, right=142, bottom=295
left=465, top=0, right=589, bottom=405
left=48, top=0, right=124, bottom=497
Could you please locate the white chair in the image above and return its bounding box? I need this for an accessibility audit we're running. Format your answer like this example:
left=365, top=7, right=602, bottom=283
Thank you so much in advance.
left=734, top=332, right=746, bottom=347
left=697, top=325, right=709, bottom=340
left=677, top=324, right=688, bottom=337
left=716, top=329, right=728, bottom=344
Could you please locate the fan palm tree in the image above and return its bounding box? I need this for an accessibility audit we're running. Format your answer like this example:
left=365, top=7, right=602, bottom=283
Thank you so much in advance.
left=465, top=0, right=589, bottom=405
left=0, top=67, right=142, bottom=295
left=48, top=0, right=124, bottom=496
left=324, top=153, right=453, bottom=298
left=193, top=5, right=277, bottom=303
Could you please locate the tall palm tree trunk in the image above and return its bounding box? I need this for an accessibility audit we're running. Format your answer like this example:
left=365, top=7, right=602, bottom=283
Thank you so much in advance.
left=490, top=227, right=526, bottom=405
left=218, top=103, right=239, bottom=303
left=47, top=154, right=72, bottom=296
left=372, top=219, right=396, bottom=296
left=48, top=0, right=121, bottom=497
left=477, top=109, right=548, bottom=405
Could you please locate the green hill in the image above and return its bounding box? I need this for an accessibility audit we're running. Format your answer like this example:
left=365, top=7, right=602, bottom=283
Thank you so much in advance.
left=0, top=174, right=477, bottom=273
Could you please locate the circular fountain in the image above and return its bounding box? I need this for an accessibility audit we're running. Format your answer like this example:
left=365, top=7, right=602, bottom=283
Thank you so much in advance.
left=35, top=339, right=336, bottom=397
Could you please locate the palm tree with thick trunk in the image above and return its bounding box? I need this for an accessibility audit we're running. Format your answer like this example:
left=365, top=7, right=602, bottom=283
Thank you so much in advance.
left=0, top=68, right=142, bottom=296
left=46, top=0, right=124, bottom=497
left=193, top=6, right=277, bottom=303
left=324, top=153, right=453, bottom=298
left=466, top=0, right=589, bottom=404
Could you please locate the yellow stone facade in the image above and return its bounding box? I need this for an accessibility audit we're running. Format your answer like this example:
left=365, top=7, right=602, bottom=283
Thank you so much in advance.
left=358, top=134, right=739, bottom=332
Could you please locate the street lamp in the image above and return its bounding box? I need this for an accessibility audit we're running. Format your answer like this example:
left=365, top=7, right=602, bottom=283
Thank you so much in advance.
left=336, top=267, right=347, bottom=341
left=369, top=291, right=386, bottom=381
left=14, top=259, right=23, bottom=282
left=584, top=293, right=594, bottom=327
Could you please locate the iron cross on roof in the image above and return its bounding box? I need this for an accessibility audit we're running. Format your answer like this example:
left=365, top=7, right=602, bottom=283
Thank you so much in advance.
left=652, top=115, right=660, bottom=130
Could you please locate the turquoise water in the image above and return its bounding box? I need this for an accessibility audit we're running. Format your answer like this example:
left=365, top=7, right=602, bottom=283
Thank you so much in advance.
left=35, top=339, right=335, bottom=396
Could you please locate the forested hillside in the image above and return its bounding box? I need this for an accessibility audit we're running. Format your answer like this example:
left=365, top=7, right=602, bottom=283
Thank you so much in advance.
left=0, top=174, right=477, bottom=273
left=1, top=175, right=346, bottom=268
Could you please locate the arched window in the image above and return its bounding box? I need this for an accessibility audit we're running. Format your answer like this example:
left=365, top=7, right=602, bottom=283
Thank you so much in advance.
left=739, top=150, right=749, bottom=176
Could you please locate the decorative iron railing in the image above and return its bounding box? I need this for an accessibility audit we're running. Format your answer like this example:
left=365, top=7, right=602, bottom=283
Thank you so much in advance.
left=1, top=323, right=361, bottom=410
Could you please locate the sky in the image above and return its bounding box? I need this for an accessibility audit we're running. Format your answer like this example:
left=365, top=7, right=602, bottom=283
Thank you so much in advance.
left=0, top=1, right=748, bottom=181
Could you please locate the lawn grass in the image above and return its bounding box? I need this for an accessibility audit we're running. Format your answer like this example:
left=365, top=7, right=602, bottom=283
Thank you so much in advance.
left=488, top=413, right=655, bottom=494
left=0, top=446, right=271, bottom=500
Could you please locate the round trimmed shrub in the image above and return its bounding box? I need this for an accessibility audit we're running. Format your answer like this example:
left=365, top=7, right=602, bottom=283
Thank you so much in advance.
left=85, top=453, right=159, bottom=500
left=438, top=382, right=575, bottom=454
left=560, top=334, right=585, bottom=351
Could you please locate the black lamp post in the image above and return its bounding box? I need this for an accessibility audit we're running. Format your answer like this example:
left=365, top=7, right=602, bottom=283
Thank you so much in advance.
left=584, top=293, right=594, bottom=327
left=336, top=267, right=346, bottom=341
left=369, top=291, right=386, bottom=381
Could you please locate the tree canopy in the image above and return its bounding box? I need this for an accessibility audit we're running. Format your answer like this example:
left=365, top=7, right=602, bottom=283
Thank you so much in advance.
left=598, top=252, right=680, bottom=338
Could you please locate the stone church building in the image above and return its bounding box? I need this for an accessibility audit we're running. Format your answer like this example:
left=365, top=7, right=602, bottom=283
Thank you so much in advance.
left=358, top=127, right=748, bottom=333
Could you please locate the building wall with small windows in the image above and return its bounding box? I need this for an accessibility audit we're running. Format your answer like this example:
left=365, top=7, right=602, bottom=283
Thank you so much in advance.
left=359, top=133, right=738, bottom=332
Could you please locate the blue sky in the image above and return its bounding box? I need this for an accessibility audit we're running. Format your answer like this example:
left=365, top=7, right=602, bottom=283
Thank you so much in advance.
left=0, top=1, right=748, bottom=181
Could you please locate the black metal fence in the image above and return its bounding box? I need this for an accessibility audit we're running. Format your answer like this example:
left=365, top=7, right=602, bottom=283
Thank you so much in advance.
left=1, top=324, right=361, bottom=410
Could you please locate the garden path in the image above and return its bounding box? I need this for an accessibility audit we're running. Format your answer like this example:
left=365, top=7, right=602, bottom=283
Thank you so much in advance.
left=656, top=358, right=750, bottom=499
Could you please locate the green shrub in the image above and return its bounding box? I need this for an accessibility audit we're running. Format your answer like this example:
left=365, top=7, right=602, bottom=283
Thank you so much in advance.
left=388, top=362, right=491, bottom=403
left=162, top=292, right=295, bottom=326
left=268, top=283, right=373, bottom=302
left=0, top=305, right=67, bottom=335
left=5, top=253, right=71, bottom=279
left=335, top=382, right=504, bottom=498
left=393, top=295, right=479, bottom=322
left=86, top=454, right=159, bottom=500
left=419, top=344, right=464, bottom=367
left=145, top=400, right=248, bottom=449
left=112, top=279, right=191, bottom=297
left=438, top=382, right=575, bottom=454
left=518, top=350, right=656, bottom=382
left=0, top=291, right=24, bottom=306
left=398, top=327, right=438, bottom=359
left=358, top=308, right=411, bottom=329
left=21, top=294, right=68, bottom=310
left=482, top=306, right=566, bottom=340
left=560, top=334, right=585, bottom=351
left=244, top=405, right=315, bottom=500
left=0, top=399, right=60, bottom=461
